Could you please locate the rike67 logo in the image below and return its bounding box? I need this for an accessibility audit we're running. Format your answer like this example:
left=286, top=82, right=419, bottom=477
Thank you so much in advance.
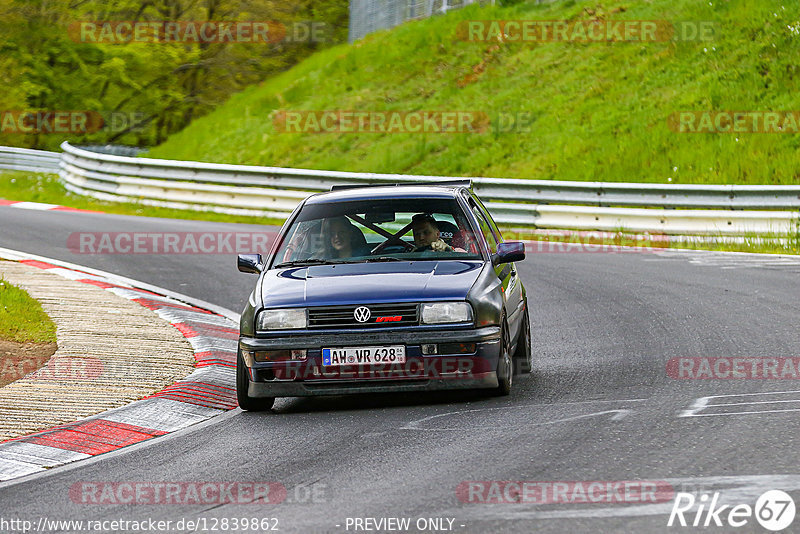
left=668, top=490, right=795, bottom=531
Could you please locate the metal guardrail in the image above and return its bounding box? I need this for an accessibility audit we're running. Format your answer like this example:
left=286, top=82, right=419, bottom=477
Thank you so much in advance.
left=1, top=143, right=798, bottom=236
left=0, top=146, right=61, bottom=174
left=79, top=145, right=146, bottom=157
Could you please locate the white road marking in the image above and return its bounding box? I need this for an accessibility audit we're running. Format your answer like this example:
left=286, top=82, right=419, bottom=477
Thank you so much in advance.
left=44, top=267, right=119, bottom=282
left=0, top=458, right=46, bottom=481
left=654, top=250, right=800, bottom=271
left=0, top=443, right=90, bottom=467
left=185, top=335, right=238, bottom=353
left=155, top=307, right=236, bottom=328
left=8, top=202, right=60, bottom=210
left=401, top=399, right=644, bottom=430
left=680, top=390, right=800, bottom=418
left=711, top=399, right=800, bottom=407
left=685, top=408, right=800, bottom=417
left=98, top=398, right=225, bottom=433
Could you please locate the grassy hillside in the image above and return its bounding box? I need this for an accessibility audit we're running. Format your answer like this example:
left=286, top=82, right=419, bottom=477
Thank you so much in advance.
left=148, top=0, right=800, bottom=185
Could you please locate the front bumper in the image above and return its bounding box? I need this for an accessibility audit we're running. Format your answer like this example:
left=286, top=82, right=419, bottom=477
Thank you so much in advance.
left=239, top=326, right=501, bottom=398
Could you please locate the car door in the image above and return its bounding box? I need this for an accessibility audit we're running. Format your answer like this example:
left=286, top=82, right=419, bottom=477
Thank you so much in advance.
left=466, top=194, right=524, bottom=341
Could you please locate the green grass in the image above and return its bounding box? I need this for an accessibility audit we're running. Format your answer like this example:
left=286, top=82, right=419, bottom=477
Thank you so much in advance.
left=148, top=0, right=800, bottom=185
left=0, top=171, right=285, bottom=226
left=0, top=277, right=57, bottom=343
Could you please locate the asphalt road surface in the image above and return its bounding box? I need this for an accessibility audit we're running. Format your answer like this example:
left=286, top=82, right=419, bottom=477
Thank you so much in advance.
left=1, top=206, right=800, bottom=533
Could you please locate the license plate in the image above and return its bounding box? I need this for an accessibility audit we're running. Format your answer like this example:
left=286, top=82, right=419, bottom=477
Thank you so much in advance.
left=322, top=345, right=406, bottom=366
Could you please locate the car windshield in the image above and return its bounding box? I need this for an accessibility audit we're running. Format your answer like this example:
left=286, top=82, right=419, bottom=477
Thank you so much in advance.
left=272, top=197, right=483, bottom=266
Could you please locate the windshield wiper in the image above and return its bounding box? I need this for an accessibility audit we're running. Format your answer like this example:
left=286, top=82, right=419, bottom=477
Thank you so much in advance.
left=362, top=256, right=403, bottom=262
left=273, top=258, right=346, bottom=268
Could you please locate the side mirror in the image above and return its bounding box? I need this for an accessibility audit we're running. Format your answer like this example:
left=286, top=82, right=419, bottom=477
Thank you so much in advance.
left=492, top=242, right=525, bottom=266
left=237, top=254, right=263, bottom=274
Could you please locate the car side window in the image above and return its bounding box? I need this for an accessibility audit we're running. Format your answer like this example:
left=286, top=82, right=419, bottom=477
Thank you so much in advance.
left=472, top=196, right=503, bottom=245
left=471, top=204, right=498, bottom=254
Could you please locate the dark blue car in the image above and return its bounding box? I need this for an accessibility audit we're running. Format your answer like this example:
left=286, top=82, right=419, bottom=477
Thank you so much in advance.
left=236, top=182, right=530, bottom=411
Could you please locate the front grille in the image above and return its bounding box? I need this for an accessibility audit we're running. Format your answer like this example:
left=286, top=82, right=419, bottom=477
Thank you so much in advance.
left=307, top=303, right=419, bottom=329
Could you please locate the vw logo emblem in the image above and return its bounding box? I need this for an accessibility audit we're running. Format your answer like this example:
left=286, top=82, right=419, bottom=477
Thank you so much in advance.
left=353, top=306, right=371, bottom=323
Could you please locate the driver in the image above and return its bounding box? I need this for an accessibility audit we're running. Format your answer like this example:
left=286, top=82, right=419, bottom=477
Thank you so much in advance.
left=411, top=213, right=456, bottom=252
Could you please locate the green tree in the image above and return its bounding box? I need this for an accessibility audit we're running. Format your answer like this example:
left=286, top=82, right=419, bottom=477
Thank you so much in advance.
left=0, top=0, right=349, bottom=149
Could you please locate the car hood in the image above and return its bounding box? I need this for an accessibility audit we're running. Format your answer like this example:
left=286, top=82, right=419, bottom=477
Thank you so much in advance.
left=259, top=261, right=483, bottom=308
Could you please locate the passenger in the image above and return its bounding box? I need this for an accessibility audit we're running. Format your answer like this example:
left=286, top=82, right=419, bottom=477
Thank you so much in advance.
left=318, top=216, right=370, bottom=258
left=411, top=213, right=462, bottom=252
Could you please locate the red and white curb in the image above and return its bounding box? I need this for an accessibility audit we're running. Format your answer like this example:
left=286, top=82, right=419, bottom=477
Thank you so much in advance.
left=0, top=250, right=240, bottom=482
left=0, top=199, right=102, bottom=213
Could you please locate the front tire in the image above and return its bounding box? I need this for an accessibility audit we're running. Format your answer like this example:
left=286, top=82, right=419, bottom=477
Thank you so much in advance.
left=492, top=321, right=513, bottom=396
left=513, top=306, right=532, bottom=374
left=237, top=348, right=275, bottom=411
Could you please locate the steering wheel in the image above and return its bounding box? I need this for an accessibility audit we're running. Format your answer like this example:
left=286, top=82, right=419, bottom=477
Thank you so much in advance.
left=372, top=238, right=414, bottom=255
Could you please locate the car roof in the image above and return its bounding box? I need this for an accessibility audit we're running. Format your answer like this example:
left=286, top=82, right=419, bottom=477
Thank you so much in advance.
left=305, top=184, right=468, bottom=204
